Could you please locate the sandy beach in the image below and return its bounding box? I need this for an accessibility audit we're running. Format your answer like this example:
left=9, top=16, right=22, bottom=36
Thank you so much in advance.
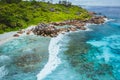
left=0, top=32, right=17, bottom=46
left=0, top=26, right=36, bottom=46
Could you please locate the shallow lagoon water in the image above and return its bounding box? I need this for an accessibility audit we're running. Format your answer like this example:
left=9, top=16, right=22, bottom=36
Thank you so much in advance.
left=0, top=35, right=50, bottom=80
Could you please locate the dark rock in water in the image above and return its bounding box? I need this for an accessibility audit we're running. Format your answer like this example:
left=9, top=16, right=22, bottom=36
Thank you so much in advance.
left=69, top=27, right=77, bottom=31
left=80, top=26, right=86, bottom=30
left=97, top=12, right=102, bottom=15
left=13, top=34, right=19, bottom=37
left=15, top=53, right=41, bottom=72
left=26, top=30, right=31, bottom=35
left=87, top=16, right=105, bottom=24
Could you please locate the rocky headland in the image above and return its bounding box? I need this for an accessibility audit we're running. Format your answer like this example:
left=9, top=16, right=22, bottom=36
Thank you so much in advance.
left=14, top=15, right=106, bottom=37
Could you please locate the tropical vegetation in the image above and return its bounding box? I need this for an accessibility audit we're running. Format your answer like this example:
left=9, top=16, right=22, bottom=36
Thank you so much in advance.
left=0, top=0, right=91, bottom=33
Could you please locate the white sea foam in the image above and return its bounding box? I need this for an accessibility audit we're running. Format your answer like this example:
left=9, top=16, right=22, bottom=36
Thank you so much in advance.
left=37, top=34, right=64, bottom=80
left=85, top=18, right=114, bottom=32
left=0, top=55, right=10, bottom=79
left=104, top=18, right=115, bottom=23
left=84, top=24, right=93, bottom=31
left=0, top=65, right=8, bottom=79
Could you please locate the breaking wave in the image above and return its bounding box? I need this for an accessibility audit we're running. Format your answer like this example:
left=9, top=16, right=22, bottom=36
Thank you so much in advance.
left=37, top=34, right=65, bottom=80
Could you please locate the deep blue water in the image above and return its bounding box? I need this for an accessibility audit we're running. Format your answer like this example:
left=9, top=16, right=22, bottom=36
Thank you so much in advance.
left=0, top=6, right=120, bottom=80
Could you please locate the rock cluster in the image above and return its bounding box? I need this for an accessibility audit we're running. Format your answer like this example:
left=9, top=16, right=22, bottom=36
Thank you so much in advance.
left=87, top=16, right=106, bottom=24
left=31, top=21, right=86, bottom=37
left=13, top=15, right=106, bottom=37
left=32, top=23, right=59, bottom=37
left=31, top=16, right=105, bottom=37
left=15, top=53, right=41, bottom=72
left=13, top=34, right=19, bottom=37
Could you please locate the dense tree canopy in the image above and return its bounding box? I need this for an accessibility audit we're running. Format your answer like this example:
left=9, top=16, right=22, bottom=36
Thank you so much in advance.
left=0, top=0, right=22, bottom=3
left=0, top=1, right=91, bottom=33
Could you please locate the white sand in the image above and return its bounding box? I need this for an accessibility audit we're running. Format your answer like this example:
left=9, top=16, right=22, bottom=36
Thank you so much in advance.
left=0, top=32, right=17, bottom=46
left=0, top=26, right=36, bottom=46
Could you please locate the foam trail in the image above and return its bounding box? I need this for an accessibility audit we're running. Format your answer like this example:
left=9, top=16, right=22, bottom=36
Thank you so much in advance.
left=0, top=65, right=8, bottom=79
left=104, top=18, right=115, bottom=23
left=85, top=24, right=93, bottom=31
left=37, top=34, right=64, bottom=80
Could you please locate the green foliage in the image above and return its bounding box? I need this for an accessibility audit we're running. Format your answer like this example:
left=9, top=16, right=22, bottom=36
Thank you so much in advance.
left=0, top=1, right=91, bottom=33
left=1, top=0, right=22, bottom=3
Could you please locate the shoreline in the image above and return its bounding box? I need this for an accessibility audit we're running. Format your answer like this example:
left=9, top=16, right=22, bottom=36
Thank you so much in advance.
left=0, top=26, right=36, bottom=46
left=0, top=16, right=109, bottom=46
left=0, top=32, right=17, bottom=46
left=31, top=16, right=106, bottom=37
